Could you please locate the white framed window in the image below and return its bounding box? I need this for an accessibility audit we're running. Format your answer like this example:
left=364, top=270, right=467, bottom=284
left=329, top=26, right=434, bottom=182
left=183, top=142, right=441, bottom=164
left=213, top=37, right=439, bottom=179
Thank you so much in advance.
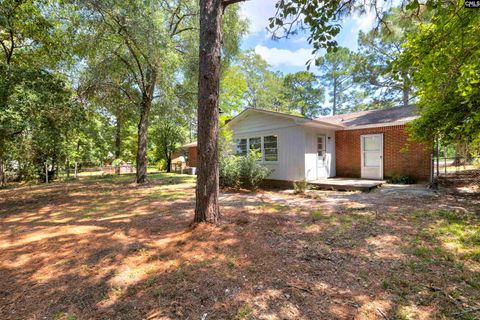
left=249, top=137, right=261, bottom=152
left=263, top=135, right=278, bottom=162
left=236, top=138, right=247, bottom=156
left=235, top=135, right=278, bottom=163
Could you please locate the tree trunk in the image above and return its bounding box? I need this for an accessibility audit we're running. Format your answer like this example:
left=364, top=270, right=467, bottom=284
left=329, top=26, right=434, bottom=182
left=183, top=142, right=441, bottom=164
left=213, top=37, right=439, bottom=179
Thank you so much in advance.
left=115, top=116, right=122, bottom=159
left=402, top=85, right=409, bottom=107
left=0, top=156, right=5, bottom=186
left=194, top=0, right=223, bottom=223
left=136, top=96, right=151, bottom=183
left=166, top=157, right=172, bottom=173
left=136, top=68, right=157, bottom=184
left=332, top=76, right=337, bottom=115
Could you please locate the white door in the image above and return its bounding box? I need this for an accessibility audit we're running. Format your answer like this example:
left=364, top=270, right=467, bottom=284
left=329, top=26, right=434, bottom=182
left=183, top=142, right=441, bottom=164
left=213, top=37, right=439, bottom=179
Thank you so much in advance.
left=361, top=134, right=383, bottom=179
left=317, top=135, right=327, bottom=179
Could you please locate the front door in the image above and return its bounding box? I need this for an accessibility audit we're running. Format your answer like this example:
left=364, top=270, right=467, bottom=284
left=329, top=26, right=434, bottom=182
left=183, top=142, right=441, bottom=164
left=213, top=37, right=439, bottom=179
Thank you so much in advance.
left=361, top=134, right=383, bottom=179
left=317, top=135, right=327, bottom=179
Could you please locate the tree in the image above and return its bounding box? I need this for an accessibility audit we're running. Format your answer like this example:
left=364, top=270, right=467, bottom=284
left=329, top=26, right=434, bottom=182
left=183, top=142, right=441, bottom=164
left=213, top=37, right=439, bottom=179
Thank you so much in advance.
left=0, top=0, right=76, bottom=184
left=152, top=118, right=187, bottom=173
left=194, top=0, right=246, bottom=223
left=75, top=0, right=195, bottom=183
left=396, top=2, right=480, bottom=145
left=237, top=51, right=286, bottom=112
left=283, top=71, right=326, bottom=118
left=354, top=8, right=416, bottom=108
left=317, top=47, right=357, bottom=115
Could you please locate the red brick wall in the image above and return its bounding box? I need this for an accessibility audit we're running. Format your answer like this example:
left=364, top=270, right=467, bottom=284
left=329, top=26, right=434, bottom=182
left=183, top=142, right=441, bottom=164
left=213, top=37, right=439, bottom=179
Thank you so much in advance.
left=187, top=147, right=197, bottom=167
left=335, top=125, right=432, bottom=182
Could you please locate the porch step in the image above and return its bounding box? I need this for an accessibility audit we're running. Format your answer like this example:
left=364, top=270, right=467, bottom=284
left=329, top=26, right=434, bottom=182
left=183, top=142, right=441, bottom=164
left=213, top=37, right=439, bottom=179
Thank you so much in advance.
left=308, top=178, right=385, bottom=192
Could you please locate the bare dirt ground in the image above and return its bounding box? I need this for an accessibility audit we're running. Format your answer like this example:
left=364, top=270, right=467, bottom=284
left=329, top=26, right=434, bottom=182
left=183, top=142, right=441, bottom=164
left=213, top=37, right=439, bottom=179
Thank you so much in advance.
left=0, top=174, right=479, bottom=320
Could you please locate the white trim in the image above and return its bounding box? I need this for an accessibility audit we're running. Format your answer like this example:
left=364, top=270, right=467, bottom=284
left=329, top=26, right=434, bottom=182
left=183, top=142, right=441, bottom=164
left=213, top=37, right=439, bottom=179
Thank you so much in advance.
left=235, top=133, right=279, bottom=164
left=316, top=135, right=327, bottom=179
left=360, top=133, right=384, bottom=179
left=227, top=108, right=343, bottom=130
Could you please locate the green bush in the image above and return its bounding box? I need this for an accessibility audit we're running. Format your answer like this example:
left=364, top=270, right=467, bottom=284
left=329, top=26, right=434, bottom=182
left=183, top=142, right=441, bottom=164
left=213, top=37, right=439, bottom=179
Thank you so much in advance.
left=156, top=159, right=167, bottom=171
left=238, top=150, right=271, bottom=191
left=387, top=175, right=416, bottom=184
left=293, top=180, right=309, bottom=194
left=219, top=155, right=240, bottom=187
left=219, top=151, right=271, bottom=190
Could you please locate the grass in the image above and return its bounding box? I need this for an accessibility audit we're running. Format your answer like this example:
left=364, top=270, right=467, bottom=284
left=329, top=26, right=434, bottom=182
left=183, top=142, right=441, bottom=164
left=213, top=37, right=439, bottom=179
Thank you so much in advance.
left=0, top=174, right=478, bottom=319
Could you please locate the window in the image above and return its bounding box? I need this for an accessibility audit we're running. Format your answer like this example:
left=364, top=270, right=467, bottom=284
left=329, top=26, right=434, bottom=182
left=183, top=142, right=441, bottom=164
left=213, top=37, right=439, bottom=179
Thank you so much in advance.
left=317, top=136, right=326, bottom=157
left=249, top=137, right=261, bottom=152
left=236, top=138, right=247, bottom=156
left=263, top=135, right=278, bottom=162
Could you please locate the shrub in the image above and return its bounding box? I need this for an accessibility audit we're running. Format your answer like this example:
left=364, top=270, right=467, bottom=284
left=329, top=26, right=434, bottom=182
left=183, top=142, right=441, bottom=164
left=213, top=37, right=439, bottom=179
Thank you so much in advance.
left=238, top=151, right=271, bottom=190
left=293, top=180, right=309, bottom=194
left=156, top=159, right=167, bottom=171
left=219, top=151, right=271, bottom=190
left=219, top=155, right=240, bottom=187
left=387, top=175, right=416, bottom=184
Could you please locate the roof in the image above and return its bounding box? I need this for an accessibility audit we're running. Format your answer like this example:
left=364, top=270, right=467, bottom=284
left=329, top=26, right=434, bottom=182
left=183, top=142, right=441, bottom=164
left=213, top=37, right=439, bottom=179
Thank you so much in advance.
left=182, top=141, right=197, bottom=148
left=318, top=106, right=418, bottom=129
left=227, top=108, right=344, bottom=129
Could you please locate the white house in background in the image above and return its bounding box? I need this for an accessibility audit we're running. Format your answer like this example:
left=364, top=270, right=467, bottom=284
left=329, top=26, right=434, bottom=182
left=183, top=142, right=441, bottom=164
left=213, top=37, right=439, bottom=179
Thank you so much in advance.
left=180, top=107, right=431, bottom=184
left=225, top=107, right=431, bottom=183
left=227, top=108, right=343, bottom=181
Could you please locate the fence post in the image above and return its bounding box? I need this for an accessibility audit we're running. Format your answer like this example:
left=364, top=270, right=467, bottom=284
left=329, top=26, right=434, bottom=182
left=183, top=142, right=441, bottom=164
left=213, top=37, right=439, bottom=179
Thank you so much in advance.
left=430, top=153, right=438, bottom=189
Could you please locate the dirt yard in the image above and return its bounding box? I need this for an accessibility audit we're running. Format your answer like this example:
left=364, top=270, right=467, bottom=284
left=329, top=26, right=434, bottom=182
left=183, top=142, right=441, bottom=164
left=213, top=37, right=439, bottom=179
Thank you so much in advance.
left=0, top=174, right=479, bottom=320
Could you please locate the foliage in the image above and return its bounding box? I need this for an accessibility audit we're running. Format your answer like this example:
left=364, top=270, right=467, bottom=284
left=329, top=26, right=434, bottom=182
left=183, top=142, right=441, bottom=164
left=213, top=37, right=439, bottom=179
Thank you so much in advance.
left=396, top=3, right=480, bottom=145
left=317, top=47, right=358, bottom=115
left=386, top=175, right=416, bottom=185
left=283, top=71, right=326, bottom=117
left=238, top=150, right=271, bottom=191
left=219, top=154, right=240, bottom=188
left=354, top=8, right=417, bottom=108
left=219, top=151, right=271, bottom=190
left=293, top=179, right=309, bottom=194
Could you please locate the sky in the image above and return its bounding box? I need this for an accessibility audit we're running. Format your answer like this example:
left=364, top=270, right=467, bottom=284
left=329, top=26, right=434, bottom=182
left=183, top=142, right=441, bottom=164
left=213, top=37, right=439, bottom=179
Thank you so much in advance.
left=239, top=0, right=377, bottom=74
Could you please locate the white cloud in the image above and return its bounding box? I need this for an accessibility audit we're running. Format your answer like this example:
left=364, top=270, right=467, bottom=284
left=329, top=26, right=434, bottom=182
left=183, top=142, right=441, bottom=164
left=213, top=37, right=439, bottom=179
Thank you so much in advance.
left=240, top=0, right=277, bottom=33
left=254, top=45, right=314, bottom=68
left=352, top=8, right=377, bottom=32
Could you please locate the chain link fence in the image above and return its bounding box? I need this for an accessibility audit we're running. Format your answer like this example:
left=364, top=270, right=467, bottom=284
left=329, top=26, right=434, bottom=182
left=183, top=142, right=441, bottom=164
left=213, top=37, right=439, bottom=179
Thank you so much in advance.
left=432, top=156, right=480, bottom=189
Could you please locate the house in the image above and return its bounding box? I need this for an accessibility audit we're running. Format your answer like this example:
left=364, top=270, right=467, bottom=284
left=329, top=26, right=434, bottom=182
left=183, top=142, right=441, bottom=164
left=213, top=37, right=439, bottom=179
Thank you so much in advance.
left=184, top=106, right=432, bottom=184
left=228, top=106, right=431, bottom=183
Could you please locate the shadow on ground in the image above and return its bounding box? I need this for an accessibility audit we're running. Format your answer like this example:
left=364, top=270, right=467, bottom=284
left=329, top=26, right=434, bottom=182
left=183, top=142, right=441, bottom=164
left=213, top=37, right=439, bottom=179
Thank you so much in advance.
left=0, top=177, right=479, bottom=319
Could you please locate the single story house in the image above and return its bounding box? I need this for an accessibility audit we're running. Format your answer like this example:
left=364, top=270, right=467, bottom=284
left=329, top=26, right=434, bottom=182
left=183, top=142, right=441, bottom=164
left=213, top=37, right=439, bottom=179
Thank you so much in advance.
left=183, top=106, right=432, bottom=183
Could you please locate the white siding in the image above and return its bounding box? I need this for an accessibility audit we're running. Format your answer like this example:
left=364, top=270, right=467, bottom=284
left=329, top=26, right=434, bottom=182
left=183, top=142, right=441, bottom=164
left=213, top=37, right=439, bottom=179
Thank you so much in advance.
left=230, top=115, right=306, bottom=181
left=304, top=127, right=336, bottom=180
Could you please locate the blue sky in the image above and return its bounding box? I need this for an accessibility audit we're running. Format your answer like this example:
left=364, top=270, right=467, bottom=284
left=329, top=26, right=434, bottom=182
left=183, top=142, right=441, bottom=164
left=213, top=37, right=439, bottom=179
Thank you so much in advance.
left=239, top=0, right=377, bottom=74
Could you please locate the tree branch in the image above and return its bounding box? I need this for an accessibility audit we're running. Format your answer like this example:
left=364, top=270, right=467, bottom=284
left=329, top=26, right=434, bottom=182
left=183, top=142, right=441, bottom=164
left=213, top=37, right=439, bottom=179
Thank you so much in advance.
left=222, top=0, right=247, bottom=8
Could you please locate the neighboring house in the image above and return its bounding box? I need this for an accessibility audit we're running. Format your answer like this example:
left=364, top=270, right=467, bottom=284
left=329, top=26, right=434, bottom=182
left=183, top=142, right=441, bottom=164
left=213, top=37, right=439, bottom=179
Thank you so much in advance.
left=176, top=141, right=198, bottom=168
left=182, top=106, right=432, bottom=183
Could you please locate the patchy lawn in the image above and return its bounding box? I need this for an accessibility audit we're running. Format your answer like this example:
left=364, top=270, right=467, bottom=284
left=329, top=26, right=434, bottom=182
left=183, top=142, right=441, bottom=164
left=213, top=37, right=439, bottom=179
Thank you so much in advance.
left=0, top=174, right=479, bottom=320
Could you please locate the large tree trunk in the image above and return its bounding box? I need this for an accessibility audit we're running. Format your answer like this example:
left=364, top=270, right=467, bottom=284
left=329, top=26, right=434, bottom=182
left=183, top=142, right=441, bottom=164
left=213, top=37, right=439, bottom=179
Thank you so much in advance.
left=136, top=68, right=157, bottom=184
left=136, top=96, right=151, bottom=183
left=194, top=0, right=223, bottom=223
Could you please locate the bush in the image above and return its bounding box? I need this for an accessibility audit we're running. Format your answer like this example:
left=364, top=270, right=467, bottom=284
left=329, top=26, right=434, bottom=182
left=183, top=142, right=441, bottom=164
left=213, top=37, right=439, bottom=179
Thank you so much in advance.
left=293, top=180, right=309, bottom=194
left=238, top=151, right=271, bottom=191
left=387, top=175, right=416, bottom=184
left=219, top=155, right=240, bottom=187
left=156, top=159, right=167, bottom=171
left=219, top=151, right=271, bottom=190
